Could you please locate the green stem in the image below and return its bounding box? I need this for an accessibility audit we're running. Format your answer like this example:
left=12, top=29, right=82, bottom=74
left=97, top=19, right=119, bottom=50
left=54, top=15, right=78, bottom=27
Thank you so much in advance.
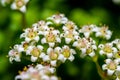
left=21, top=12, right=26, bottom=28
left=93, top=55, right=108, bottom=80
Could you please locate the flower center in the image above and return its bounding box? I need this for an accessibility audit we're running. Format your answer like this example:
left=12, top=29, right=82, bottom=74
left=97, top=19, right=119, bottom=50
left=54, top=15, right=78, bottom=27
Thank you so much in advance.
left=23, top=42, right=29, bottom=50
left=16, top=0, right=24, bottom=8
left=107, top=61, right=116, bottom=70
left=49, top=51, right=58, bottom=60
left=78, top=39, right=87, bottom=48
left=27, top=29, right=37, bottom=39
left=100, top=27, right=107, bottom=36
left=86, top=47, right=92, bottom=54
left=62, top=48, right=70, bottom=58
left=103, top=45, right=112, bottom=53
left=65, top=21, right=74, bottom=30
left=66, top=31, right=74, bottom=40
left=38, top=21, right=46, bottom=31
left=31, top=47, right=40, bottom=57
left=46, top=32, right=55, bottom=42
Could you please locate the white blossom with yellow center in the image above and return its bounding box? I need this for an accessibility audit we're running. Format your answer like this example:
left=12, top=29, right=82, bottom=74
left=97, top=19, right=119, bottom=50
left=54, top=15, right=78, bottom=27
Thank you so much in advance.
left=26, top=45, right=44, bottom=62
left=8, top=44, right=24, bottom=63
left=61, top=30, right=79, bottom=44
left=99, top=43, right=117, bottom=58
left=41, top=47, right=62, bottom=66
left=94, top=26, right=112, bottom=40
left=60, top=45, right=76, bottom=62
left=11, top=0, right=29, bottom=13
left=20, top=28, right=39, bottom=42
left=79, top=24, right=96, bottom=38
left=32, top=20, right=50, bottom=35
left=102, top=59, right=120, bottom=76
left=47, top=14, right=68, bottom=24
left=41, top=28, right=61, bottom=47
left=73, top=37, right=97, bottom=58
left=63, top=21, right=78, bottom=31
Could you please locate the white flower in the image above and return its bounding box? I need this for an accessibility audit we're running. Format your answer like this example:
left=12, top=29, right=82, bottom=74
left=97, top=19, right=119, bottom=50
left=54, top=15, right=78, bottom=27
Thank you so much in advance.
left=79, top=24, right=96, bottom=38
left=61, top=30, right=79, bottom=44
left=8, top=44, right=24, bottom=63
left=62, top=21, right=78, bottom=31
left=20, top=28, right=40, bottom=42
left=60, top=45, right=76, bottom=62
left=41, top=47, right=62, bottom=66
left=11, top=0, right=29, bottom=13
left=32, top=20, right=49, bottom=35
left=26, top=45, right=44, bottom=62
left=113, top=0, right=120, bottom=4
left=94, top=26, right=112, bottom=40
left=112, top=39, right=120, bottom=50
left=99, top=43, right=117, bottom=58
left=41, top=28, right=61, bottom=47
left=102, top=59, right=120, bottom=76
left=73, top=37, right=97, bottom=58
left=47, top=14, right=68, bottom=24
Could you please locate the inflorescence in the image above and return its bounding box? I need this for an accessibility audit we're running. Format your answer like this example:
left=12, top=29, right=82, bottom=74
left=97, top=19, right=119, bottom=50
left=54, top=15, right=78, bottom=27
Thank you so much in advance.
left=8, top=14, right=120, bottom=80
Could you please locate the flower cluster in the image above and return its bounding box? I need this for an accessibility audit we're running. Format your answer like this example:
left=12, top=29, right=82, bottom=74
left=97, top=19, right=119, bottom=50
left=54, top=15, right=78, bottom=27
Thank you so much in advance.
left=15, top=64, right=58, bottom=80
left=98, top=39, right=120, bottom=79
left=8, top=14, right=116, bottom=79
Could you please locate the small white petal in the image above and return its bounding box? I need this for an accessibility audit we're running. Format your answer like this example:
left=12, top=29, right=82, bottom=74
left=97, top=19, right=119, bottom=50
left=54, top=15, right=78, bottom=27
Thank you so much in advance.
left=84, top=32, right=90, bottom=38
left=65, top=38, right=72, bottom=44
left=20, top=6, right=26, bottom=13
left=117, top=66, right=120, bottom=72
left=11, top=3, right=17, bottom=10
left=102, top=64, right=107, bottom=70
left=49, top=68, right=56, bottom=73
left=58, top=54, right=65, bottom=62
left=31, top=56, right=37, bottom=62
left=20, top=33, right=26, bottom=38
left=105, top=35, right=111, bottom=40
left=98, top=44, right=104, bottom=49
left=41, top=75, right=49, bottom=80
left=107, top=69, right=114, bottom=75
left=34, top=36, right=39, bottom=42
left=15, top=56, right=21, bottom=62
left=70, top=49, right=76, bottom=54
left=81, top=48, right=86, bottom=54
left=49, top=43, right=55, bottom=47
left=50, top=60, right=57, bottom=66
left=42, top=55, right=50, bottom=61
left=106, top=53, right=113, bottom=58
left=106, top=59, right=112, bottom=64
left=89, top=52, right=95, bottom=57
left=68, top=55, right=74, bottom=61
left=39, top=52, right=45, bottom=58
left=47, top=48, right=53, bottom=54
left=50, top=76, right=58, bottom=80
left=72, top=42, right=78, bottom=47
left=24, top=0, right=29, bottom=3
left=41, top=38, right=46, bottom=44
left=37, top=45, right=43, bottom=50
left=96, top=32, right=101, bottom=37
left=56, top=37, right=61, bottom=43
left=25, top=37, right=31, bottom=42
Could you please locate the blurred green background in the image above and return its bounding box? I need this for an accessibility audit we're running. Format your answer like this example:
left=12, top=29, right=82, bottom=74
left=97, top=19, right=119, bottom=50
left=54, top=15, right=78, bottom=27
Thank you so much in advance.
left=0, top=0, right=120, bottom=80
